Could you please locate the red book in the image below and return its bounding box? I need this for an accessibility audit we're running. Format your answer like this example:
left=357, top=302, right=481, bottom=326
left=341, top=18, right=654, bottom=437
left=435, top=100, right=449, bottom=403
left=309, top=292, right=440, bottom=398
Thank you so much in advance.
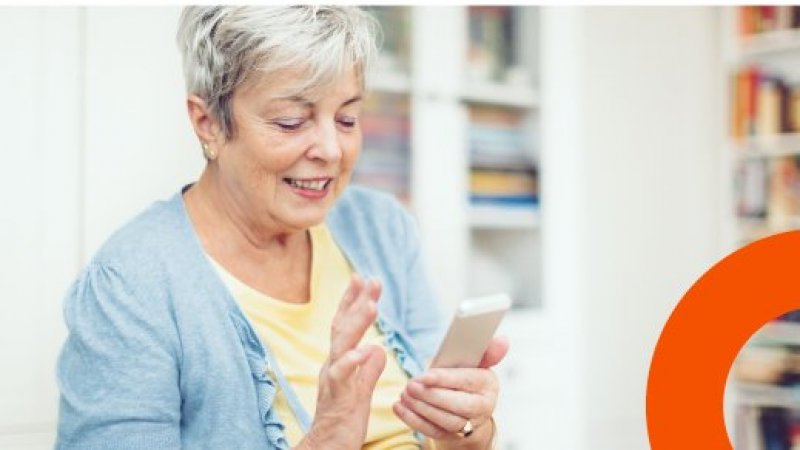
left=760, top=6, right=776, bottom=32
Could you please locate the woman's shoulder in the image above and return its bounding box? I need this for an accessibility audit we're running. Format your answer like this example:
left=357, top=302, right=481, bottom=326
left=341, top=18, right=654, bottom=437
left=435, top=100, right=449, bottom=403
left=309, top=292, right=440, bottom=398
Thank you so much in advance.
left=86, top=189, right=191, bottom=281
left=330, top=184, right=410, bottom=225
left=64, top=190, right=196, bottom=330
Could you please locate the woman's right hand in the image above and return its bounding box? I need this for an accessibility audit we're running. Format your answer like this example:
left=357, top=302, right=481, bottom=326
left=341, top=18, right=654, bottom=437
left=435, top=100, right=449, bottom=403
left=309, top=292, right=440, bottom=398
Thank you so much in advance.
left=295, top=274, right=386, bottom=450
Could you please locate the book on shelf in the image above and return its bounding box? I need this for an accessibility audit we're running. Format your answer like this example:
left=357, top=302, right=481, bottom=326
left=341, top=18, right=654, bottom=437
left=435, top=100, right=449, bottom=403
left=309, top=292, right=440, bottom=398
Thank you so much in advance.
left=735, top=155, right=800, bottom=233
left=734, top=346, right=798, bottom=386
left=468, top=104, right=537, bottom=209
left=761, top=407, right=794, bottom=450
left=736, top=157, right=768, bottom=219
left=731, top=66, right=800, bottom=140
left=470, top=194, right=538, bottom=207
left=470, top=104, right=527, bottom=124
left=738, top=6, right=800, bottom=37
left=730, top=306, right=800, bottom=449
left=470, top=167, right=538, bottom=207
left=731, top=346, right=800, bottom=448
left=780, top=311, right=800, bottom=322
left=734, top=405, right=800, bottom=450
left=735, top=405, right=763, bottom=450
left=354, top=92, right=410, bottom=201
left=467, top=6, right=529, bottom=85
left=469, top=105, right=533, bottom=166
left=766, top=155, right=800, bottom=229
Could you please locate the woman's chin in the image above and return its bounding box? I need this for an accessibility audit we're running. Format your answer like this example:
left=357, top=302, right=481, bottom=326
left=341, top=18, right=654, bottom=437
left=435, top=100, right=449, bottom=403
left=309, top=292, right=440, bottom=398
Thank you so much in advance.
left=280, top=210, right=329, bottom=231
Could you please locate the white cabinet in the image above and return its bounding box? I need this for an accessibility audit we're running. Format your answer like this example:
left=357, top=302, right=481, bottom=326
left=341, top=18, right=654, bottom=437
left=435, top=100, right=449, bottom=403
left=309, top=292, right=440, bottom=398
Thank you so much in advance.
left=721, top=7, right=800, bottom=447
left=722, top=7, right=800, bottom=247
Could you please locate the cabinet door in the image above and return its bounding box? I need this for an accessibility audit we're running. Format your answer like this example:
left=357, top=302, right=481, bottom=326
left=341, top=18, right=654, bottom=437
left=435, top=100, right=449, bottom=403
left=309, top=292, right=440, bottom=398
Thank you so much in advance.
left=0, top=7, right=82, bottom=447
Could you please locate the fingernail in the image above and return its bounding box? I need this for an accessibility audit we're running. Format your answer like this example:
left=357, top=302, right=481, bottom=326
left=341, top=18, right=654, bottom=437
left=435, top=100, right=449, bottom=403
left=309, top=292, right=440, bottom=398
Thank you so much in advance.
left=408, top=380, right=424, bottom=395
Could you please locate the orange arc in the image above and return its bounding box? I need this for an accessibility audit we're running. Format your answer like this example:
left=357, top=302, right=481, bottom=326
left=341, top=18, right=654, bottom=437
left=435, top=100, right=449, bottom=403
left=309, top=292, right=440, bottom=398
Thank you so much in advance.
left=647, top=231, right=800, bottom=449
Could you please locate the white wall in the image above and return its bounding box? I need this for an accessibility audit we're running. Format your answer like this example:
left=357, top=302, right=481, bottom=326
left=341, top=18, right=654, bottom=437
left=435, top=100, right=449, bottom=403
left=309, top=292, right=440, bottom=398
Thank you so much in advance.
left=540, top=6, right=723, bottom=450
left=83, top=7, right=202, bottom=260
left=0, top=7, right=202, bottom=448
left=0, top=8, right=81, bottom=448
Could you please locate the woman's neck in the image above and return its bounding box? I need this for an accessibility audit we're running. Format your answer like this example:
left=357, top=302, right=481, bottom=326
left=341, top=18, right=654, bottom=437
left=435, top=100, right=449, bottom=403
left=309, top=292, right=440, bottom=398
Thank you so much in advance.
left=184, top=168, right=308, bottom=261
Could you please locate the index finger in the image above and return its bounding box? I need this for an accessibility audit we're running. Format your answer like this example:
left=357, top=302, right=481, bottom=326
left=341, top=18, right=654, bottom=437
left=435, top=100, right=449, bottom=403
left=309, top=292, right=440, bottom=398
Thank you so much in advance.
left=329, top=279, right=381, bottom=360
left=336, top=273, right=363, bottom=315
left=416, top=368, right=492, bottom=394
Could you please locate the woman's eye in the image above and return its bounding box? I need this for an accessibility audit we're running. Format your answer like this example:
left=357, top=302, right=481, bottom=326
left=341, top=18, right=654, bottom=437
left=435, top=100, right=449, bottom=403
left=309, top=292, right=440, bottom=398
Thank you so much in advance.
left=274, top=118, right=305, bottom=131
left=337, top=117, right=357, bottom=128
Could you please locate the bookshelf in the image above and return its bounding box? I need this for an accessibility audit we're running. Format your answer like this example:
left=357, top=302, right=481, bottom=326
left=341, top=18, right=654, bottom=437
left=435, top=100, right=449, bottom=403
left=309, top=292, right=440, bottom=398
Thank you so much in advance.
left=462, top=6, right=541, bottom=314
left=729, top=316, right=800, bottom=448
left=724, top=6, right=800, bottom=448
left=359, top=7, right=541, bottom=449
left=359, top=6, right=541, bottom=311
left=726, top=5, right=800, bottom=246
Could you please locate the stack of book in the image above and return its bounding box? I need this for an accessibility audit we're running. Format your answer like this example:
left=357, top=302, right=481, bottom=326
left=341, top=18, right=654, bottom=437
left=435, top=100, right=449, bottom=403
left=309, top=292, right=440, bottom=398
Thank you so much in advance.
left=737, top=157, right=769, bottom=219
left=732, top=313, right=800, bottom=449
left=766, top=155, right=800, bottom=228
left=354, top=92, right=411, bottom=203
left=730, top=66, right=800, bottom=139
left=739, top=6, right=800, bottom=36
left=735, top=155, right=800, bottom=231
left=734, top=407, right=800, bottom=450
left=468, top=105, right=537, bottom=210
left=467, top=6, right=518, bottom=84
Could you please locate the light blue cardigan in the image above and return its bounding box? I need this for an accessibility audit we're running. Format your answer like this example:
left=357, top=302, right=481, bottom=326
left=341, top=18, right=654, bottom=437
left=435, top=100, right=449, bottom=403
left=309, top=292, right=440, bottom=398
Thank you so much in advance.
left=55, top=185, right=446, bottom=449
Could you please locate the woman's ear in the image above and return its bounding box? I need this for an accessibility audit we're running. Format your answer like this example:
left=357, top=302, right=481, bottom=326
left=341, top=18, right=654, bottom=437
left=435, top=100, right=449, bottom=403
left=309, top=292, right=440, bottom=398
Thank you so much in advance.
left=186, top=94, right=221, bottom=144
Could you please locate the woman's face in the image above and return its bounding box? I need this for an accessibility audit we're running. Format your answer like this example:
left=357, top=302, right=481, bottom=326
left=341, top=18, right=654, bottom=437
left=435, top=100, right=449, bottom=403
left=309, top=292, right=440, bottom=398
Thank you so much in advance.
left=215, top=68, right=363, bottom=233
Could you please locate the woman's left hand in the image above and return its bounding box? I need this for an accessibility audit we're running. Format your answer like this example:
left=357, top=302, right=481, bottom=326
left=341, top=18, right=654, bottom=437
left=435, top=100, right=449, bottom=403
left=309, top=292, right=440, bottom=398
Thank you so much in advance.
left=393, top=336, right=510, bottom=449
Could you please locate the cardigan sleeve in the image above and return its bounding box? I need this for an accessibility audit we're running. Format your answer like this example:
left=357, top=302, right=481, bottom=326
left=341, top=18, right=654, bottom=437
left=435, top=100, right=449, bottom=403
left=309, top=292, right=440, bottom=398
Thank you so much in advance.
left=55, top=262, right=181, bottom=450
left=398, top=208, right=447, bottom=365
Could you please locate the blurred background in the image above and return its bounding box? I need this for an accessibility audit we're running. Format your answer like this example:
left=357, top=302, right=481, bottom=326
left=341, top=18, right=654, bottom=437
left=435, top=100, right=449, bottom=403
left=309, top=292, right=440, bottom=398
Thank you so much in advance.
left=1, top=5, right=797, bottom=450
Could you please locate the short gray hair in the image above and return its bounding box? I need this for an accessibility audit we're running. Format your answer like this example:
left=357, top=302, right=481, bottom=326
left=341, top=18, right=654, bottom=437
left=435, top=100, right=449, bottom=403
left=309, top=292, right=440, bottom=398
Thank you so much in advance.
left=176, top=6, right=380, bottom=139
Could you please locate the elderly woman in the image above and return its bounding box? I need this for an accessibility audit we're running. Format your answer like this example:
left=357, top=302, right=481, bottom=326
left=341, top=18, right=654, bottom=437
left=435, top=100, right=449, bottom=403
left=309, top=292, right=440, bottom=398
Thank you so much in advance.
left=56, top=6, right=508, bottom=450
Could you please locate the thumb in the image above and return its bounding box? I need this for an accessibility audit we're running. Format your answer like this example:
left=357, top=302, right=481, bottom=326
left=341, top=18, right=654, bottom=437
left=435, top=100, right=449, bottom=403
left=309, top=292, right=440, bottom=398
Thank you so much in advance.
left=478, top=335, right=510, bottom=369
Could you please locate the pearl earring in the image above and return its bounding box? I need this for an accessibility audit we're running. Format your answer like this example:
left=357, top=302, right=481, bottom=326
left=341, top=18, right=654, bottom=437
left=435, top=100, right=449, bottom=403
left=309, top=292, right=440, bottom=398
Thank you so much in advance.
left=202, top=142, right=217, bottom=160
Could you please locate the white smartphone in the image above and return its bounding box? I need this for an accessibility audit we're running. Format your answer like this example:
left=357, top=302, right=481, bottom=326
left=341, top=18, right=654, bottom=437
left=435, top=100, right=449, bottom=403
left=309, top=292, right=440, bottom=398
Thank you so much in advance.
left=429, top=293, right=511, bottom=369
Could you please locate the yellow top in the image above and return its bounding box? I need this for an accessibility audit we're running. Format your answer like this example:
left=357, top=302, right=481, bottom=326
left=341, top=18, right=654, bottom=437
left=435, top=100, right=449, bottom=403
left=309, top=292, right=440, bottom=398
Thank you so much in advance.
left=207, top=224, right=420, bottom=449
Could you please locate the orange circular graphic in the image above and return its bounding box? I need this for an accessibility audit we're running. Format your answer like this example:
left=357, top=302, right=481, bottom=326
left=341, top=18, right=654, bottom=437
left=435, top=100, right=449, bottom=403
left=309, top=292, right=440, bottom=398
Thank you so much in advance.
left=647, top=231, right=800, bottom=449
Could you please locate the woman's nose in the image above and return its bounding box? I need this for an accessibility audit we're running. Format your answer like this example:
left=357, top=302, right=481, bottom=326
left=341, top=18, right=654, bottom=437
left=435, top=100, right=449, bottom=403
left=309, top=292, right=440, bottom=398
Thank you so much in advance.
left=308, top=122, right=342, bottom=163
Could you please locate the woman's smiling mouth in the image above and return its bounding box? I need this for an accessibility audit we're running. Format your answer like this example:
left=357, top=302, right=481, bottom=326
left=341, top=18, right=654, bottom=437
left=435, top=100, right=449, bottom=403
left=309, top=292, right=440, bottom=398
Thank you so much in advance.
left=283, top=177, right=334, bottom=198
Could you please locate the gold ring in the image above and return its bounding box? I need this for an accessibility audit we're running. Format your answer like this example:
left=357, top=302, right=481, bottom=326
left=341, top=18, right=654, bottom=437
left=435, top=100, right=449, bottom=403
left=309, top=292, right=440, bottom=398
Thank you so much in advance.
left=457, top=419, right=474, bottom=438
